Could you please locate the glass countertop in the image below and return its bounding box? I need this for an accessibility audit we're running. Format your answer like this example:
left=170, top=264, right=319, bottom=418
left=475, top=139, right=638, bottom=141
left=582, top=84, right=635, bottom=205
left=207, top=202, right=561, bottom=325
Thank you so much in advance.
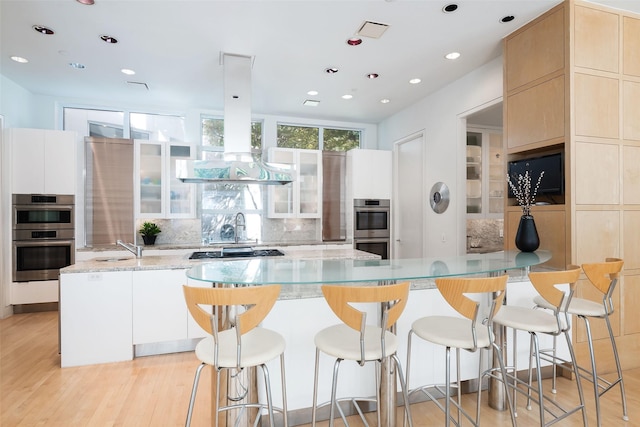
left=186, top=250, right=551, bottom=285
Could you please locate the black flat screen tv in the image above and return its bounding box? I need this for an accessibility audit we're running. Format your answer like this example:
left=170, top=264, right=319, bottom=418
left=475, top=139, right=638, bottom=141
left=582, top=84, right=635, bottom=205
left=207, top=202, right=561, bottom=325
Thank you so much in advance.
left=507, top=152, right=564, bottom=198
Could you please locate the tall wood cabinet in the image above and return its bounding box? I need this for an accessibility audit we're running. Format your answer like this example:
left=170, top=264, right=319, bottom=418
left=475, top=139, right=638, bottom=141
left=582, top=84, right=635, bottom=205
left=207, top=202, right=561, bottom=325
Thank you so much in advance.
left=504, top=0, right=640, bottom=371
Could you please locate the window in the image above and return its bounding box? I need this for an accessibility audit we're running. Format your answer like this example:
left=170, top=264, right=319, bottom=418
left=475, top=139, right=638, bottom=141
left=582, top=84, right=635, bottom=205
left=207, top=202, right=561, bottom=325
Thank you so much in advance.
left=201, top=116, right=262, bottom=151
left=276, top=124, right=361, bottom=151
left=200, top=117, right=265, bottom=244
left=323, top=128, right=361, bottom=151
left=277, top=125, right=319, bottom=149
left=130, top=112, right=185, bottom=142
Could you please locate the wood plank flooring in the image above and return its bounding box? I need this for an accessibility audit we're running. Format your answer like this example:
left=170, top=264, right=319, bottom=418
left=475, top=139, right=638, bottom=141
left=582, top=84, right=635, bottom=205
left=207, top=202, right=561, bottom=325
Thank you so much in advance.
left=2, top=311, right=637, bottom=426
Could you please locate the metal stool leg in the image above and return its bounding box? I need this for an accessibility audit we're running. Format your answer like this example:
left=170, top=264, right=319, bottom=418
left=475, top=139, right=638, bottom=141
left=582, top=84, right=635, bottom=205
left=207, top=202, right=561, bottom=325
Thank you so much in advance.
left=280, top=354, right=289, bottom=427
left=185, top=362, right=206, bottom=427
left=605, top=313, right=629, bottom=421
left=564, top=330, right=588, bottom=426
left=311, top=348, right=321, bottom=426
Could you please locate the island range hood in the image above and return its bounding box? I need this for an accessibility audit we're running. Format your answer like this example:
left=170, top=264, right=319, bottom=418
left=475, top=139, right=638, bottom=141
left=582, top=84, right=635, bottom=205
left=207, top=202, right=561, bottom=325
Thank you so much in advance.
left=177, top=53, right=293, bottom=185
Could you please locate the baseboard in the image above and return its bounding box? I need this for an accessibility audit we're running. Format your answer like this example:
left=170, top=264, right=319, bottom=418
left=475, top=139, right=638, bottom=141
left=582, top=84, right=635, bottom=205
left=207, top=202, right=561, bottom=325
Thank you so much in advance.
left=12, top=302, right=58, bottom=314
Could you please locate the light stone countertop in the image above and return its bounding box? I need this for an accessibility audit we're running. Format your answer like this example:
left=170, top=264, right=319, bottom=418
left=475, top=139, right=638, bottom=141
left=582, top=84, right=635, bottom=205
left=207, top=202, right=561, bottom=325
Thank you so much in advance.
left=61, top=247, right=380, bottom=275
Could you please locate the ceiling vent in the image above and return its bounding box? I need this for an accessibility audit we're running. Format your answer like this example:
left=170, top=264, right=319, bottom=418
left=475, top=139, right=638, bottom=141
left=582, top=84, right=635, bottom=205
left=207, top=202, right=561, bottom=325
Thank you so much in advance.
left=356, top=21, right=390, bottom=39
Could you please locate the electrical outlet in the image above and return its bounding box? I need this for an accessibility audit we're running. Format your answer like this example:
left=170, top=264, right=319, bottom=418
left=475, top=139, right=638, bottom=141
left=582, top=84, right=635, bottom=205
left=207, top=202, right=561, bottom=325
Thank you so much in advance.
left=499, top=229, right=504, bottom=238
left=88, top=273, right=102, bottom=282
left=441, top=233, right=446, bottom=242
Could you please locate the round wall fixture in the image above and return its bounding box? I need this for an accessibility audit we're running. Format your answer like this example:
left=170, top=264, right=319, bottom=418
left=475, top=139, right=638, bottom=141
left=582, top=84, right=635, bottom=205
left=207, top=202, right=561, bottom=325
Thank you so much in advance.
left=429, top=182, right=450, bottom=214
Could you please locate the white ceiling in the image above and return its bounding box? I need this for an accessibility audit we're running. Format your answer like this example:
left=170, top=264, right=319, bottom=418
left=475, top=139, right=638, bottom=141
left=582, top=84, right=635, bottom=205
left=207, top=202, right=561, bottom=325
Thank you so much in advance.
left=2, top=0, right=639, bottom=124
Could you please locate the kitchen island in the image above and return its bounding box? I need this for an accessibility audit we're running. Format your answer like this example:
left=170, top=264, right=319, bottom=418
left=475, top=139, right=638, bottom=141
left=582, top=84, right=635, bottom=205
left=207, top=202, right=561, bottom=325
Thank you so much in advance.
left=59, top=246, right=380, bottom=368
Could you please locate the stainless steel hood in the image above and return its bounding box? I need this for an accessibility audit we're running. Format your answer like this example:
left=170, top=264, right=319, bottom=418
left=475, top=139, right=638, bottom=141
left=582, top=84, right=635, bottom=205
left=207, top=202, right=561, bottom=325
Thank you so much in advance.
left=178, top=53, right=292, bottom=185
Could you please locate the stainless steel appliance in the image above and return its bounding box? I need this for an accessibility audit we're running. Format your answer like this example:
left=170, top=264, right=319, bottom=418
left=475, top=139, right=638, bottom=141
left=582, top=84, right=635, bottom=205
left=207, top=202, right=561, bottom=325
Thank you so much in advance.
left=84, top=137, right=134, bottom=246
left=353, top=198, right=390, bottom=259
left=12, top=194, right=75, bottom=282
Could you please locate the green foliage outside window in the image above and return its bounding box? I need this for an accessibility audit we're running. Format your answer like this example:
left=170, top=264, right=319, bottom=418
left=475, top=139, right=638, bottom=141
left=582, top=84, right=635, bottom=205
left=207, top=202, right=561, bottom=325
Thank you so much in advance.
left=323, top=128, right=361, bottom=151
left=277, top=125, right=319, bottom=149
left=277, top=125, right=360, bottom=151
left=201, top=117, right=262, bottom=150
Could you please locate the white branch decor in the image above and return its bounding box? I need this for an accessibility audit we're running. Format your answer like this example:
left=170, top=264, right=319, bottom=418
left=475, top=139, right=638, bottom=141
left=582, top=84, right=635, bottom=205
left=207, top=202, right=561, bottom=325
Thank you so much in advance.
left=507, top=170, right=545, bottom=216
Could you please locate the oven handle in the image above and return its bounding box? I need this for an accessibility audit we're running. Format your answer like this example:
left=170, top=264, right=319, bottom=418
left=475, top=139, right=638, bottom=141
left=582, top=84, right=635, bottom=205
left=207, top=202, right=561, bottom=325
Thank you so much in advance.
left=13, top=239, right=75, bottom=246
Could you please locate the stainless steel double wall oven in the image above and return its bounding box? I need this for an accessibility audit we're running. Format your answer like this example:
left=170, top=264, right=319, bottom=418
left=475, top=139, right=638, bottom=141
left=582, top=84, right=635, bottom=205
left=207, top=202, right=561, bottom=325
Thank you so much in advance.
left=12, top=194, right=75, bottom=282
left=353, top=198, right=390, bottom=259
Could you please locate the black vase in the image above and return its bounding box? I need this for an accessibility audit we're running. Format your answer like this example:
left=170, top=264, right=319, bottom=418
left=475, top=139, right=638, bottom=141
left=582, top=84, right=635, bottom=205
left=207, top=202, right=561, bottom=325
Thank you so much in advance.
left=515, top=215, right=539, bottom=252
left=142, top=235, right=157, bottom=246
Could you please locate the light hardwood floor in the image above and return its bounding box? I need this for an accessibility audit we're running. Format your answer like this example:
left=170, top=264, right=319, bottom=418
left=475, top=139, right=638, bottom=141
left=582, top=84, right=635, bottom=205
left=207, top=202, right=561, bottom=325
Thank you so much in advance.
left=2, top=311, right=638, bottom=426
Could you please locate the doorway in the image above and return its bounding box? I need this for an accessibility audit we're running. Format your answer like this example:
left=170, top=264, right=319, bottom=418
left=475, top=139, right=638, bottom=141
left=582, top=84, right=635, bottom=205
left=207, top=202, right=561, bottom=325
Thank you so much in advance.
left=465, top=101, right=504, bottom=253
left=393, top=131, right=424, bottom=259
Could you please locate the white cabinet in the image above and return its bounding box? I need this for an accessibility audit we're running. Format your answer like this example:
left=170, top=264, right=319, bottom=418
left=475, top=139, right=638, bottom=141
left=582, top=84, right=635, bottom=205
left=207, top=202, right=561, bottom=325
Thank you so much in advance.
left=268, top=148, right=322, bottom=218
left=132, top=269, right=189, bottom=345
left=9, top=128, right=76, bottom=195
left=346, top=149, right=392, bottom=200
left=59, top=271, right=133, bottom=367
left=135, top=140, right=195, bottom=218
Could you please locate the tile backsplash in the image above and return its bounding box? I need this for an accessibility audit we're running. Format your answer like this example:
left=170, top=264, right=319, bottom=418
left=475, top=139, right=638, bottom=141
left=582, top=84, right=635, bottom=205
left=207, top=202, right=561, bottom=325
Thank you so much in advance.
left=466, top=218, right=504, bottom=250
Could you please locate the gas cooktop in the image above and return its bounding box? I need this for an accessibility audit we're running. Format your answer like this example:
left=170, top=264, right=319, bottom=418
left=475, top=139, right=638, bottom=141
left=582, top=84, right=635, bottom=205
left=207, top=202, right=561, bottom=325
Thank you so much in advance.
left=189, top=248, right=285, bottom=260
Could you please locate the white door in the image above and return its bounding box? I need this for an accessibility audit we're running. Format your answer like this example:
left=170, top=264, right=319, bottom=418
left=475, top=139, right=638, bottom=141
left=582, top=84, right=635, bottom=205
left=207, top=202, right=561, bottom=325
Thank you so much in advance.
left=393, top=133, right=424, bottom=259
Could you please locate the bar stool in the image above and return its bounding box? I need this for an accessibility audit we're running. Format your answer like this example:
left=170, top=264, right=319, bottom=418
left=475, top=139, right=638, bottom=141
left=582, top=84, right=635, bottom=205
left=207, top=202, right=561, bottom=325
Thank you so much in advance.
left=406, top=275, right=516, bottom=426
left=311, top=282, right=413, bottom=427
left=533, top=258, right=627, bottom=426
left=493, top=266, right=588, bottom=426
left=182, top=284, right=288, bottom=427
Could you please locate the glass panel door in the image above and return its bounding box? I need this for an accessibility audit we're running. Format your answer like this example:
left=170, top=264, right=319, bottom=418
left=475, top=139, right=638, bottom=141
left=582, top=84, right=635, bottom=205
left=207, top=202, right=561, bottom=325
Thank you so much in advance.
left=138, top=142, right=163, bottom=215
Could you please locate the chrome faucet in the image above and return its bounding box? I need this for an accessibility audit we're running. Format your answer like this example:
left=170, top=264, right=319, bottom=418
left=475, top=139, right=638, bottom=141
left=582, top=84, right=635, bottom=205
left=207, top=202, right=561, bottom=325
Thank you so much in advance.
left=117, top=240, right=143, bottom=258
left=234, top=212, right=246, bottom=244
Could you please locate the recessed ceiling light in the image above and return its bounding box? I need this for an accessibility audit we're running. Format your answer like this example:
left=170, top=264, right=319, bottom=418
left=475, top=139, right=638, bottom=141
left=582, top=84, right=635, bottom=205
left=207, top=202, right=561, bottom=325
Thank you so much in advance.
left=442, top=4, right=458, bottom=13
left=100, top=35, right=118, bottom=44
left=33, top=25, right=54, bottom=35
left=76, top=0, right=95, bottom=4
left=303, top=99, right=320, bottom=107
left=380, top=99, right=390, bottom=104
left=307, top=90, right=319, bottom=96
left=11, top=56, right=28, bottom=63
left=366, top=73, right=379, bottom=79
left=445, top=52, right=461, bottom=60
left=347, top=38, right=362, bottom=46
left=500, top=15, right=515, bottom=23
left=342, top=94, right=353, bottom=100
left=325, top=67, right=339, bottom=74
left=69, top=62, right=86, bottom=69
left=409, top=78, right=421, bottom=84
left=121, top=68, right=136, bottom=75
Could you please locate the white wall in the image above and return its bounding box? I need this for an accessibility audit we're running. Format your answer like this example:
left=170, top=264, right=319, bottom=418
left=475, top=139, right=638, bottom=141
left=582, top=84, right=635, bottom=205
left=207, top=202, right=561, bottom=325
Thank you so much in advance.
left=378, top=56, right=503, bottom=257
left=0, top=74, right=35, bottom=128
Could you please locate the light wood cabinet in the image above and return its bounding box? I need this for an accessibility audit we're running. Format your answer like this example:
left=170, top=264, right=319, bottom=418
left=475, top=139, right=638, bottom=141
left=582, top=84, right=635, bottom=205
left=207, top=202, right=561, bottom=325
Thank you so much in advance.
left=9, top=128, right=76, bottom=195
left=504, top=0, right=640, bottom=371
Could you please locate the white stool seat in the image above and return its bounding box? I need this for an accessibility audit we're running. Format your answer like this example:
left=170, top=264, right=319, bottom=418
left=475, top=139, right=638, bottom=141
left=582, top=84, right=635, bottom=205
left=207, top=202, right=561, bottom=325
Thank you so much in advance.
left=195, top=328, right=286, bottom=368
left=498, top=266, right=588, bottom=426
left=314, top=324, right=398, bottom=361
left=533, top=294, right=606, bottom=318
left=494, top=305, right=567, bottom=333
left=406, top=275, right=516, bottom=427
left=183, top=284, right=288, bottom=427
left=411, top=316, right=491, bottom=349
left=312, top=282, right=413, bottom=427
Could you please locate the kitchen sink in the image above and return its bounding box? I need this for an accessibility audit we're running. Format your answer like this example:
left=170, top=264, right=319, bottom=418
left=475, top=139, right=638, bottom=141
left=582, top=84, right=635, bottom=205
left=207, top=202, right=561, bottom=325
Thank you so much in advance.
left=94, top=256, right=132, bottom=262
left=189, top=247, right=285, bottom=260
